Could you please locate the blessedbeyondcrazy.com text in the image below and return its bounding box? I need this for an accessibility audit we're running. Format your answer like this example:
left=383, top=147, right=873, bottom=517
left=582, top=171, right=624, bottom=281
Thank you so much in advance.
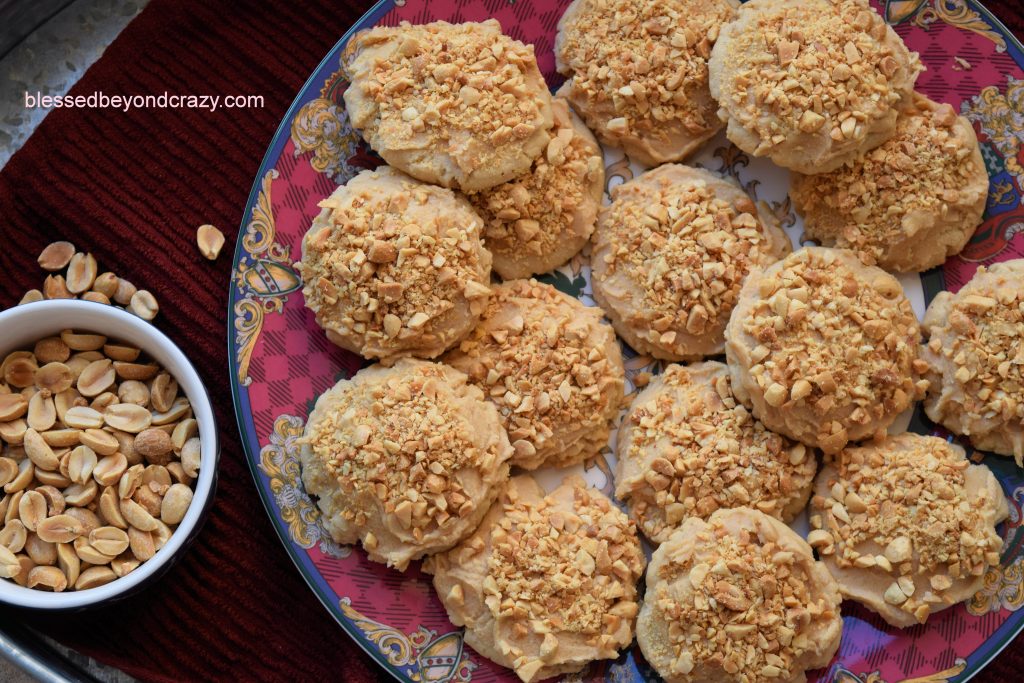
left=24, top=91, right=264, bottom=113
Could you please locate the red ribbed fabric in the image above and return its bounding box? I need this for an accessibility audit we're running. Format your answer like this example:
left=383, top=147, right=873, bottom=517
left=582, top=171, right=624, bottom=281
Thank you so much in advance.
left=0, top=1, right=1021, bottom=681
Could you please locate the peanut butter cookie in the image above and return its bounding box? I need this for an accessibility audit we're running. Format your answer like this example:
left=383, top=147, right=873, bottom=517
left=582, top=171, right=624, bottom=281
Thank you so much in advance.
left=809, top=433, right=1007, bottom=627
left=637, top=507, right=843, bottom=682
left=725, top=247, right=926, bottom=453
left=443, top=280, right=624, bottom=470
left=555, top=0, right=737, bottom=165
left=299, top=359, right=512, bottom=571
left=616, top=362, right=815, bottom=544
left=709, top=0, right=921, bottom=173
left=468, top=99, right=604, bottom=279
left=342, top=20, right=554, bottom=192
left=425, top=474, right=645, bottom=683
left=792, top=93, right=988, bottom=272
left=299, top=167, right=492, bottom=363
left=922, top=260, right=1024, bottom=463
left=591, top=164, right=791, bottom=361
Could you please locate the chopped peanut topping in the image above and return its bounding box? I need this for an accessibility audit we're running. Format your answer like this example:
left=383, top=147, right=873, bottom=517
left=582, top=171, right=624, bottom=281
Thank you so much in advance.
left=732, top=248, right=923, bottom=452
left=303, top=362, right=505, bottom=535
left=469, top=101, right=603, bottom=279
left=343, top=20, right=552, bottom=191
left=642, top=509, right=841, bottom=681
left=487, top=481, right=644, bottom=643
left=444, top=280, right=623, bottom=470
left=923, top=261, right=1024, bottom=463
left=792, top=94, right=986, bottom=270
left=557, top=0, right=735, bottom=156
left=593, top=164, right=787, bottom=360
left=617, top=363, right=815, bottom=543
left=810, top=434, right=1005, bottom=624
left=299, top=168, right=491, bottom=361
left=715, top=0, right=917, bottom=152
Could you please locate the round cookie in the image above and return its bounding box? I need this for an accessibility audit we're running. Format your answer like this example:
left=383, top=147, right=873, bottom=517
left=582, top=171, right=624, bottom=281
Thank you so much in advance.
left=708, top=0, right=920, bottom=173
left=443, top=279, right=624, bottom=470
left=299, top=167, right=492, bottom=363
left=424, top=475, right=645, bottom=683
left=725, top=247, right=925, bottom=454
left=299, top=359, right=513, bottom=571
left=555, top=0, right=737, bottom=166
left=591, top=164, right=791, bottom=361
left=922, top=260, right=1024, bottom=463
left=616, top=362, right=815, bottom=544
left=342, top=19, right=554, bottom=192
left=468, top=99, right=605, bottom=280
left=809, top=433, right=1008, bottom=627
left=637, top=507, right=842, bottom=682
left=792, top=93, right=988, bottom=272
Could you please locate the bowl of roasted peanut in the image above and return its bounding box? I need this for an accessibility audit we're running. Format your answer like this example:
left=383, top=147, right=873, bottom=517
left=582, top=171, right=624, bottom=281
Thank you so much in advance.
left=0, top=299, right=218, bottom=609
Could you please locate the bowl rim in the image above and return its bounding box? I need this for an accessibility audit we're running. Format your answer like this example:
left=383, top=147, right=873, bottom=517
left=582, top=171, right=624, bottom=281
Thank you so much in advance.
left=0, top=299, right=219, bottom=609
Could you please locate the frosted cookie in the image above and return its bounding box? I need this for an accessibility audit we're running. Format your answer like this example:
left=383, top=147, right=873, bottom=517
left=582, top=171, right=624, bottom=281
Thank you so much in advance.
left=443, top=280, right=624, bottom=470
left=299, top=167, right=492, bottom=363
left=725, top=247, right=925, bottom=454
left=591, top=164, right=791, bottom=361
left=708, top=0, right=920, bottom=173
left=637, top=507, right=842, bottom=682
left=809, top=433, right=1008, bottom=627
left=922, top=260, right=1024, bottom=463
left=468, top=99, right=604, bottom=280
left=555, top=0, right=737, bottom=166
left=342, top=20, right=553, bottom=192
left=299, top=359, right=513, bottom=571
left=792, top=93, right=988, bottom=272
left=425, top=475, right=645, bottom=683
left=616, top=362, right=815, bottom=544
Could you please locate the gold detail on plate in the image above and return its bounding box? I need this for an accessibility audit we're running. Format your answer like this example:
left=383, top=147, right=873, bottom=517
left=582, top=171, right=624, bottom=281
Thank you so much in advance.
left=913, top=1, right=1006, bottom=52
left=833, top=659, right=968, bottom=683
left=233, top=168, right=302, bottom=385
left=964, top=76, right=1024, bottom=186
left=291, top=97, right=361, bottom=183
left=258, top=414, right=347, bottom=558
left=969, top=556, right=1024, bottom=615
left=339, top=598, right=476, bottom=682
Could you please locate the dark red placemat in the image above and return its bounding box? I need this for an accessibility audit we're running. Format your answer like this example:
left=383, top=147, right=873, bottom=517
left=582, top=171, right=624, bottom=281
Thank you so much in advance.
left=0, top=1, right=1022, bottom=681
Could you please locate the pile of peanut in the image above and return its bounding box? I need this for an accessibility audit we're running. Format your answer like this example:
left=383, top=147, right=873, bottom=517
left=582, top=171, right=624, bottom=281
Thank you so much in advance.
left=0, top=330, right=200, bottom=591
left=20, top=241, right=159, bottom=321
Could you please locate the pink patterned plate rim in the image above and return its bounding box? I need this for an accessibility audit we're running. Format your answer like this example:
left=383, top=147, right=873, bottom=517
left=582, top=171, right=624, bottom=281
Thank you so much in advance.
left=228, top=1, right=1024, bottom=681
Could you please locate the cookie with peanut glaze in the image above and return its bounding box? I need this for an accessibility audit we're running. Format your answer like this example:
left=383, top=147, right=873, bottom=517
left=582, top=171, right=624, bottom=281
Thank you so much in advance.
left=637, top=507, right=842, bottom=682
left=298, top=167, right=492, bottom=364
left=616, top=362, right=815, bottom=545
left=468, top=98, right=604, bottom=280
left=299, top=359, right=512, bottom=571
left=792, top=93, right=988, bottom=272
left=342, top=20, right=553, bottom=192
left=424, top=474, right=645, bottom=683
left=809, top=433, right=1007, bottom=627
left=442, top=279, right=624, bottom=470
left=725, top=247, right=926, bottom=454
left=591, top=164, right=791, bottom=361
left=709, top=0, right=921, bottom=173
left=555, top=0, right=737, bottom=166
left=922, top=259, right=1024, bottom=463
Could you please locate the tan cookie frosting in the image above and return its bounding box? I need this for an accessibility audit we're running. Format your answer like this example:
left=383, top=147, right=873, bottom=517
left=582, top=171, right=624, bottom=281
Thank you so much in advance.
left=809, top=433, right=1008, bottom=627
left=299, top=359, right=512, bottom=570
left=425, top=475, right=645, bottom=683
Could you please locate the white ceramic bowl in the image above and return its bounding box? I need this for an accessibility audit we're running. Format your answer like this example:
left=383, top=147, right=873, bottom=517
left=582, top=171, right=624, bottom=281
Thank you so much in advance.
left=0, top=300, right=219, bottom=609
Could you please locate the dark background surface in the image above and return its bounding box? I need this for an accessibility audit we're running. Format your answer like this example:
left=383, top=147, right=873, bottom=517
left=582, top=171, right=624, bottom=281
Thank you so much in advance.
left=0, top=0, right=1022, bottom=681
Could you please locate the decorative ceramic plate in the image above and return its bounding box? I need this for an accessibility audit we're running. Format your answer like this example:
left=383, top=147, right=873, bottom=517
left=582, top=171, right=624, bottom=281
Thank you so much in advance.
left=228, top=1, right=1024, bottom=681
